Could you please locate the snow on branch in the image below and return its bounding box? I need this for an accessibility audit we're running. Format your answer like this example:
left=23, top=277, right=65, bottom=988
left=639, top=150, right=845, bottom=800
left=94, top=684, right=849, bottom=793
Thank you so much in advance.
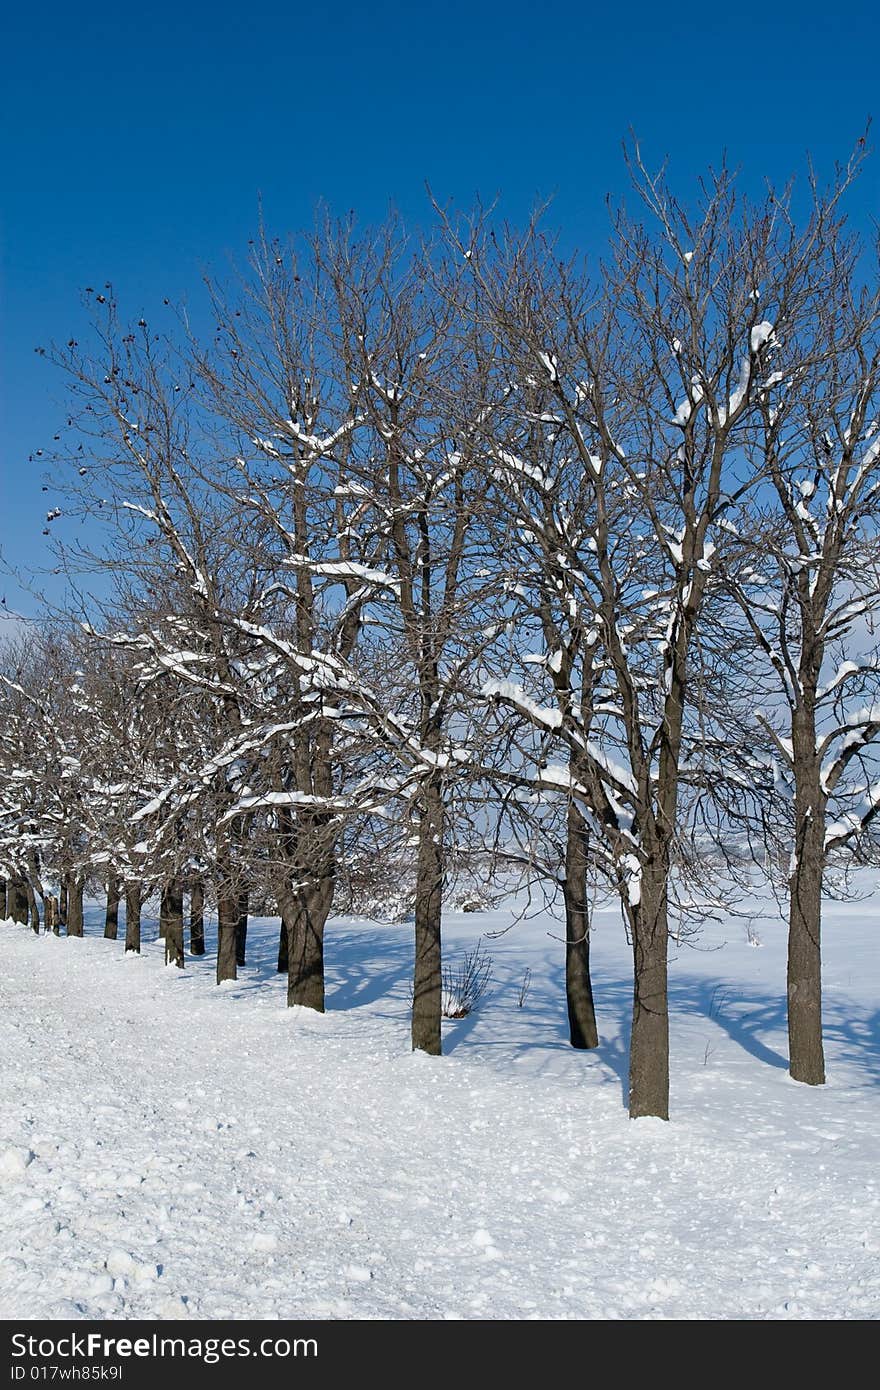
left=820, top=704, right=880, bottom=797
left=825, top=777, right=880, bottom=852
left=282, top=555, right=400, bottom=591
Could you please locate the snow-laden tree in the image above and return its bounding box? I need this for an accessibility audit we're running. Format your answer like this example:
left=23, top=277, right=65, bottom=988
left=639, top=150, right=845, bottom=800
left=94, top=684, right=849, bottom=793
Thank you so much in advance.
left=323, top=222, right=509, bottom=1054
left=718, top=212, right=880, bottom=1084
left=41, top=239, right=435, bottom=1003
left=177, top=226, right=406, bottom=1010
left=0, top=635, right=48, bottom=928
left=79, top=626, right=208, bottom=962
left=449, top=147, right=869, bottom=1118
left=42, top=295, right=288, bottom=978
left=0, top=631, right=100, bottom=935
left=17, top=150, right=877, bottom=1121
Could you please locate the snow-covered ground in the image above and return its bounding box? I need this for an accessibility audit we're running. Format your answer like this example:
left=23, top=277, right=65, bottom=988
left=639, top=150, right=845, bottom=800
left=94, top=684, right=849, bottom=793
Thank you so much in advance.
left=1, top=883, right=879, bottom=1321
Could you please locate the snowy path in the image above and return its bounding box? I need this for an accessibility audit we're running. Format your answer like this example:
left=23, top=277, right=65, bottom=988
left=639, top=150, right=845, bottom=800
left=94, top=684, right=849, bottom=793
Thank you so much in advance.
left=1, top=898, right=879, bottom=1320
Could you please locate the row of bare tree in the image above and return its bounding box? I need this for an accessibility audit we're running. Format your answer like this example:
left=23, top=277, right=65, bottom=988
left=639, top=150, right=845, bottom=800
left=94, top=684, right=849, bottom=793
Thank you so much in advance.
left=3, top=145, right=880, bottom=1119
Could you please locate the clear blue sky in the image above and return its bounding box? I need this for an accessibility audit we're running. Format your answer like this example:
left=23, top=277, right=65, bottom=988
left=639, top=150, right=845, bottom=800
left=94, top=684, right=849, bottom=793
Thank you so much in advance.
left=2, top=0, right=878, bottom=616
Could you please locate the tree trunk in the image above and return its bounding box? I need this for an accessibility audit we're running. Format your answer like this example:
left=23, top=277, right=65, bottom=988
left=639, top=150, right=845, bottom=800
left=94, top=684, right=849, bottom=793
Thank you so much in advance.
left=564, top=805, right=598, bottom=1049
left=66, top=876, right=84, bottom=937
left=788, top=814, right=825, bottom=1085
left=8, top=875, right=30, bottom=926
left=46, top=895, right=61, bottom=935
left=787, top=684, right=826, bottom=1086
left=59, top=875, right=68, bottom=929
left=280, top=881, right=332, bottom=1011
left=104, top=875, right=120, bottom=940
left=411, top=776, right=444, bottom=1055
left=161, top=876, right=184, bottom=968
left=26, top=880, right=40, bottom=933
left=235, top=889, right=248, bottom=967
left=277, top=915, right=289, bottom=973
left=0, top=877, right=6, bottom=919
left=275, top=807, right=335, bottom=1009
left=26, top=852, right=45, bottom=934
left=189, top=878, right=205, bottom=956
left=124, top=882, right=142, bottom=954
left=627, top=873, right=669, bottom=1120
left=216, top=889, right=238, bottom=983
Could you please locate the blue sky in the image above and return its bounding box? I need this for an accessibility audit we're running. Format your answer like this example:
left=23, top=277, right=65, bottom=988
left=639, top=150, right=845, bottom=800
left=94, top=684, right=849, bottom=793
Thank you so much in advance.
left=2, top=0, right=878, bottom=616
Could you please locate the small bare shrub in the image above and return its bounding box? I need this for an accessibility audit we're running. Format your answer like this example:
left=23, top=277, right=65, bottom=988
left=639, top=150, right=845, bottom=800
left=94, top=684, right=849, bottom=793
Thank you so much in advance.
left=516, top=966, right=532, bottom=1008
left=441, top=942, right=493, bottom=1018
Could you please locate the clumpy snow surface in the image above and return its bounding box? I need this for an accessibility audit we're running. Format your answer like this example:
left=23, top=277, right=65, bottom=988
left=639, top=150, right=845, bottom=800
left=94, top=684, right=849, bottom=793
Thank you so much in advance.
left=1, top=886, right=879, bottom=1321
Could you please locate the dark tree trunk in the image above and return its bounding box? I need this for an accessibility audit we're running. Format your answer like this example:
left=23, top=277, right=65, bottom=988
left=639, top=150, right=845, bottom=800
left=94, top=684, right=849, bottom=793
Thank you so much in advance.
left=280, top=882, right=332, bottom=1011
left=189, top=878, right=205, bottom=956
left=161, top=876, right=184, bottom=968
left=788, top=811, right=826, bottom=1085
left=104, top=875, right=120, bottom=940
left=8, top=875, right=29, bottom=925
left=46, top=895, right=61, bottom=935
left=411, top=776, right=444, bottom=1055
left=26, top=880, right=40, bottom=933
left=564, top=805, right=598, bottom=1049
left=0, top=877, right=6, bottom=919
left=26, top=853, right=45, bottom=934
left=235, top=889, right=249, bottom=967
left=59, top=875, right=68, bottom=929
left=627, top=872, right=669, bottom=1120
left=786, top=688, right=827, bottom=1086
left=124, top=882, right=142, bottom=954
left=276, top=808, right=335, bottom=1010
left=277, top=914, right=289, bottom=973
left=66, top=876, right=85, bottom=937
left=216, top=889, right=238, bottom=983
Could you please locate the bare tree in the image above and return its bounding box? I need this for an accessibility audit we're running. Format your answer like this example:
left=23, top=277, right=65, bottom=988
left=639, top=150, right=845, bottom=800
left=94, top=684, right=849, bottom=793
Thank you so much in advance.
left=719, top=199, right=880, bottom=1083
left=181, top=228, right=402, bottom=1010
left=326, top=222, right=503, bottom=1054
left=42, top=296, right=281, bottom=982
left=451, top=145, right=868, bottom=1117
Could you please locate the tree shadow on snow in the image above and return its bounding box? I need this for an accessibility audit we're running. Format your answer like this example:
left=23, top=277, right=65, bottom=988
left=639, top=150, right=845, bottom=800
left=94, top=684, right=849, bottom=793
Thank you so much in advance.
left=673, top=975, right=790, bottom=1071
left=79, top=905, right=879, bottom=1091
left=325, top=923, right=414, bottom=1014
left=441, top=964, right=634, bottom=1105
left=673, top=973, right=880, bottom=1086
left=210, top=916, right=416, bottom=1016
left=820, top=1001, right=880, bottom=1085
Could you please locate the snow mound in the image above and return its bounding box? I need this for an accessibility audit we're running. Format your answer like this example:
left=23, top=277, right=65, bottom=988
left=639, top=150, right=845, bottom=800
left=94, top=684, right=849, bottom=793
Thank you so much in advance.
left=0, top=1147, right=34, bottom=1179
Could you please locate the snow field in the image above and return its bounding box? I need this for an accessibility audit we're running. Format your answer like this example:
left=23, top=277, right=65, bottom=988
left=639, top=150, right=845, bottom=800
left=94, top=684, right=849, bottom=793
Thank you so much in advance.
left=1, top=887, right=879, bottom=1320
